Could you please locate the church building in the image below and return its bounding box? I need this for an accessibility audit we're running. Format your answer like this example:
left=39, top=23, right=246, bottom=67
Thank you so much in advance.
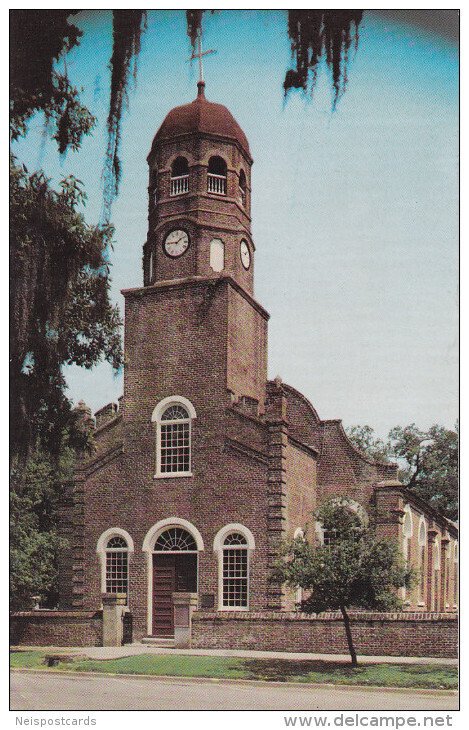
left=58, top=77, right=458, bottom=647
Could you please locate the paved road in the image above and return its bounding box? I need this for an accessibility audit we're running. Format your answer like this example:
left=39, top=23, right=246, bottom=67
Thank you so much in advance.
left=10, top=672, right=458, bottom=712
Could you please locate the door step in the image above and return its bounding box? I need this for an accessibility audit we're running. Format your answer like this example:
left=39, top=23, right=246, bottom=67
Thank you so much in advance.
left=141, top=636, right=175, bottom=648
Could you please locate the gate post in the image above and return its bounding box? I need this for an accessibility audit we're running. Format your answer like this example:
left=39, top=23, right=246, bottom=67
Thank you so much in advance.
left=102, top=593, right=127, bottom=646
left=173, top=592, right=198, bottom=648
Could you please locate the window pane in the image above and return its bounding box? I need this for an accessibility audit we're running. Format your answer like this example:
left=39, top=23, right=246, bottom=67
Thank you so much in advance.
left=154, top=528, right=197, bottom=552
left=106, top=551, right=128, bottom=595
left=161, top=405, right=189, bottom=421
left=223, top=548, right=248, bottom=607
left=160, top=421, right=190, bottom=473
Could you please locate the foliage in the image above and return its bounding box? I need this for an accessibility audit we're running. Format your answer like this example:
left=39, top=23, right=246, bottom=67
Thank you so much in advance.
left=284, top=10, right=363, bottom=106
left=10, top=447, right=76, bottom=610
left=345, top=424, right=391, bottom=462
left=274, top=499, right=412, bottom=665
left=346, top=423, right=458, bottom=521
left=388, top=424, right=458, bottom=521
left=10, top=11, right=95, bottom=152
left=188, top=10, right=364, bottom=108
left=102, top=10, right=147, bottom=222
left=10, top=156, right=122, bottom=459
left=10, top=9, right=146, bottom=218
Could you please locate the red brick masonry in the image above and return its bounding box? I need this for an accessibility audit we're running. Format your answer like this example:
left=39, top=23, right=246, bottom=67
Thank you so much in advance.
left=11, top=610, right=457, bottom=658
left=192, top=611, right=458, bottom=658
left=10, top=611, right=102, bottom=647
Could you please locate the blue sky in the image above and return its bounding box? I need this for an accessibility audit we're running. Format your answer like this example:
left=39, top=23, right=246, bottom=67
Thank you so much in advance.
left=12, top=10, right=459, bottom=437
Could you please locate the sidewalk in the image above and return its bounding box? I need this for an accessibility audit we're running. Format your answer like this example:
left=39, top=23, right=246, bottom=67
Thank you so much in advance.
left=11, top=644, right=458, bottom=665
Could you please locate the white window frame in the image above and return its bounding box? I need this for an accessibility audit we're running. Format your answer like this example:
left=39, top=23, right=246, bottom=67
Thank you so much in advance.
left=151, top=396, right=196, bottom=478
left=213, top=523, right=255, bottom=612
left=96, top=527, right=134, bottom=596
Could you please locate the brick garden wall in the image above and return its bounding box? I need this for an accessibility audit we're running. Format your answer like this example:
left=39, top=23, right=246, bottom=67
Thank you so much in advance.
left=192, top=611, right=458, bottom=658
left=10, top=611, right=102, bottom=647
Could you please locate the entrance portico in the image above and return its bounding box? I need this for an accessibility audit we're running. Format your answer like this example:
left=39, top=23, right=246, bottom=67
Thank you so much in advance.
left=142, top=518, right=204, bottom=636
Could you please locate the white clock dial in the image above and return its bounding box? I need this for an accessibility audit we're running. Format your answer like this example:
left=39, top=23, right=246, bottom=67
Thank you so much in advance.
left=240, top=239, right=251, bottom=270
left=164, top=229, right=189, bottom=258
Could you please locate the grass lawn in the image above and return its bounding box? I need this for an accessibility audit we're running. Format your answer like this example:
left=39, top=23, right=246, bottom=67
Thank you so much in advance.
left=10, top=651, right=457, bottom=690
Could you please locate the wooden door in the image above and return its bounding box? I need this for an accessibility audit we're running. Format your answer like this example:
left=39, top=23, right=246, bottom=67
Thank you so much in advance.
left=152, top=553, right=198, bottom=636
left=152, top=555, right=176, bottom=636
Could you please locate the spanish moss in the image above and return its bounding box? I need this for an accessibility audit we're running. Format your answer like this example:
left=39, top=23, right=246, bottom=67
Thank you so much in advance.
left=284, top=10, right=363, bottom=107
left=101, top=10, right=147, bottom=223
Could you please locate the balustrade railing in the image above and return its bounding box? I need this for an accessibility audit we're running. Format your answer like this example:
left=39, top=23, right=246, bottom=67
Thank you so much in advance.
left=170, top=175, right=189, bottom=196
left=207, top=173, right=227, bottom=195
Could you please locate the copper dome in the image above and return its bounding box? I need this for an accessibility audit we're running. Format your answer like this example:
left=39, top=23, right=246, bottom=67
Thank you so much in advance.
left=151, top=83, right=250, bottom=157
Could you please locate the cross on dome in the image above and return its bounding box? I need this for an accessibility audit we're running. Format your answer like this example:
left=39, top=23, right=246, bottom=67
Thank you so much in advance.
left=189, top=27, right=216, bottom=93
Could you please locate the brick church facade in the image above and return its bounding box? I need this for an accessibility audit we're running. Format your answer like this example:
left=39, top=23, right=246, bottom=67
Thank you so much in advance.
left=57, top=81, right=458, bottom=645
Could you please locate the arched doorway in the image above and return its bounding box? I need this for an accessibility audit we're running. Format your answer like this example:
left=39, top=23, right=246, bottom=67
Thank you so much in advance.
left=143, top=519, right=203, bottom=636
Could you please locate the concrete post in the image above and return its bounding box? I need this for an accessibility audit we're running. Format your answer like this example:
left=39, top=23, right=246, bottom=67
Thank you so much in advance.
left=172, top=592, right=198, bottom=648
left=102, top=593, right=127, bottom=647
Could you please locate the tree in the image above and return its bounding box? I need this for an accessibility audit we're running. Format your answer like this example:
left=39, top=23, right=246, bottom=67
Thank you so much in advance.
left=345, top=424, right=391, bottom=462
left=274, top=499, right=412, bottom=666
left=10, top=157, right=122, bottom=460
left=10, top=445, right=74, bottom=610
left=10, top=9, right=147, bottom=219
left=346, top=423, right=458, bottom=521
left=388, top=424, right=458, bottom=521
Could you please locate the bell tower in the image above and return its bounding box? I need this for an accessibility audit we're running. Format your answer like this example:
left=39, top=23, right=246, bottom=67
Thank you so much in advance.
left=144, top=78, right=254, bottom=295
left=123, top=51, right=268, bottom=438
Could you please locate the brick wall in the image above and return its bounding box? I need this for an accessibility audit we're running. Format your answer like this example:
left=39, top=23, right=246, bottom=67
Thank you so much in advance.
left=10, top=611, right=102, bottom=647
left=192, top=611, right=458, bottom=658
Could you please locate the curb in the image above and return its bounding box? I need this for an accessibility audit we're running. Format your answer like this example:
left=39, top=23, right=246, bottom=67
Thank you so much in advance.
left=10, top=668, right=458, bottom=696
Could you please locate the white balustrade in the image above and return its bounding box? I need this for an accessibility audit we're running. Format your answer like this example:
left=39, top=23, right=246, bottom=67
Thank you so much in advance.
left=170, top=175, right=189, bottom=196
left=207, top=173, right=227, bottom=195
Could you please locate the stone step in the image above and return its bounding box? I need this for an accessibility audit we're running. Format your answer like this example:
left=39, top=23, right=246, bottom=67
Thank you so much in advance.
left=141, top=636, right=175, bottom=648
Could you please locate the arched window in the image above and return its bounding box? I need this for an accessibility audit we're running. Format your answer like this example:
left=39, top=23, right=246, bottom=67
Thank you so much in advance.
left=97, top=528, right=134, bottom=600
left=433, top=539, right=440, bottom=611
left=149, top=250, right=154, bottom=283
left=239, top=169, right=247, bottom=207
left=152, top=397, right=196, bottom=477
left=207, top=156, right=227, bottom=195
left=418, top=517, right=427, bottom=604
left=213, top=524, right=255, bottom=610
left=445, top=544, right=451, bottom=609
left=222, top=532, right=248, bottom=608
left=170, top=156, right=189, bottom=196
left=401, top=505, right=413, bottom=599
left=105, top=536, right=129, bottom=597
left=154, top=527, right=198, bottom=552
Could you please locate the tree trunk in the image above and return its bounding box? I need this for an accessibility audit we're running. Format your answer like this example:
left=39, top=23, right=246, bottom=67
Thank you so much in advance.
left=340, top=605, right=358, bottom=667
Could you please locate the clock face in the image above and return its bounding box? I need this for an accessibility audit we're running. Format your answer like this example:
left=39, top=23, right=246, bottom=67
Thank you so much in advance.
left=240, top=239, right=251, bottom=270
left=164, top=229, right=190, bottom=258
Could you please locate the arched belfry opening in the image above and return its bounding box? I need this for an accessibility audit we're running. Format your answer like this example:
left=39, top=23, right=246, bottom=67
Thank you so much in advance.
left=146, top=78, right=254, bottom=291
left=170, top=156, right=189, bottom=196
left=207, top=156, right=227, bottom=195
left=239, top=169, right=247, bottom=207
